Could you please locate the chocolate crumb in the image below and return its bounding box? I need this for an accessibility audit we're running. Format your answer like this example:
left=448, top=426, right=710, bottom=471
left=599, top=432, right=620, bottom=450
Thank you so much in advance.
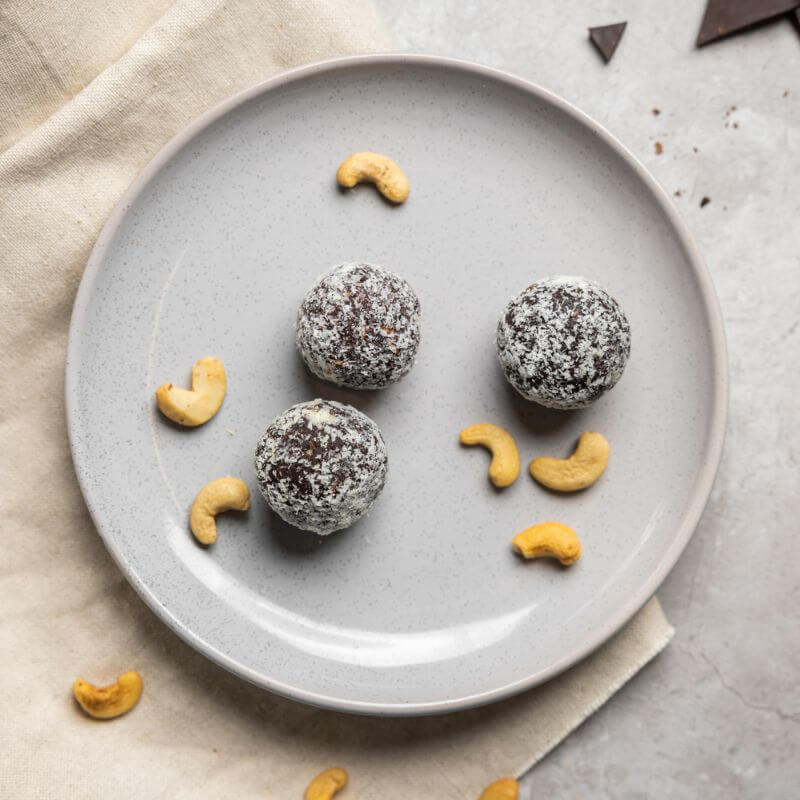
left=784, top=89, right=790, bottom=98
left=655, top=142, right=663, bottom=155
left=733, top=121, right=739, bottom=129
left=674, top=190, right=684, bottom=197
left=693, top=147, right=699, bottom=153
left=700, top=197, right=711, bottom=208
left=652, top=108, right=661, bottom=116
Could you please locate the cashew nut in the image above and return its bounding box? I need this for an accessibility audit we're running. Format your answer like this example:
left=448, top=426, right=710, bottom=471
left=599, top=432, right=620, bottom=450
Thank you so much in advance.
left=479, top=778, right=519, bottom=800
left=512, top=522, right=582, bottom=565
left=305, top=767, right=348, bottom=800
left=530, top=432, right=610, bottom=491
left=189, top=477, right=250, bottom=545
left=459, top=423, right=520, bottom=488
left=155, top=356, right=226, bottom=427
left=336, top=152, right=409, bottom=203
left=72, top=670, right=143, bottom=719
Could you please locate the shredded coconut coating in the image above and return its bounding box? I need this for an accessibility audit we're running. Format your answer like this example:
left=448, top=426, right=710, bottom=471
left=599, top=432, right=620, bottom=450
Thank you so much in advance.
left=496, top=276, right=631, bottom=410
left=254, top=399, right=388, bottom=535
left=296, top=262, right=421, bottom=390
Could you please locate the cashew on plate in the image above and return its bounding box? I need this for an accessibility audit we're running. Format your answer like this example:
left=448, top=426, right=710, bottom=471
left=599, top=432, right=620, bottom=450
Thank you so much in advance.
left=530, top=431, right=610, bottom=491
left=72, top=670, right=143, bottom=719
left=512, top=522, right=582, bottom=566
left=155, top=356, right=226, bottom=427
left=305, top=767, right=348, bottom=800
left=336, top=152, right=409, bottom=204
left=189, top=477, right=250, bottom=545
left=459, top=423, right=521, bottom=488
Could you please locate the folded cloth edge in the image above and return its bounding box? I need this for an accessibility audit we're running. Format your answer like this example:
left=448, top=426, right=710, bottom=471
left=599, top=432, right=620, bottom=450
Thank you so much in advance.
left=516, top=596, right=675, bottom=778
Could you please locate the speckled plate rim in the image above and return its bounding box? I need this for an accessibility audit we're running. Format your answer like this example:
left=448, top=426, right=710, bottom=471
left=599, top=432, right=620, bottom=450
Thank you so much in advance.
left=66, top=53, right=729, bottom=716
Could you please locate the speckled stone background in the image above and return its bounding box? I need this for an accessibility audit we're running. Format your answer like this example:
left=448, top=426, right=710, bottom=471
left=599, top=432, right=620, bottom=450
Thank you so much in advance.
left=371, top=0, right=800, bottom=796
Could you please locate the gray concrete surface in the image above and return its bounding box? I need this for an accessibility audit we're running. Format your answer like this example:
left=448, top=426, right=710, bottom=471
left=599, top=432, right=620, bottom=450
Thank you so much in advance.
left=373, top=1, right=800, bottom=796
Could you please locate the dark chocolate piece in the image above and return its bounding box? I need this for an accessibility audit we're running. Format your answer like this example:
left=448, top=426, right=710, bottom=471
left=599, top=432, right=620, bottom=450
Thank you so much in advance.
left=696, top=0, right=800, bottom=47
left=588, top=22, right=627, bottom=63
left=700, top=196, right=711, bottom=208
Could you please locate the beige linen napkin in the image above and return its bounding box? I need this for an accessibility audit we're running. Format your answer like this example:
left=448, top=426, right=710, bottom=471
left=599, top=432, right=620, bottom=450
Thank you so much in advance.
left=0, top=1, right=674, bottom=796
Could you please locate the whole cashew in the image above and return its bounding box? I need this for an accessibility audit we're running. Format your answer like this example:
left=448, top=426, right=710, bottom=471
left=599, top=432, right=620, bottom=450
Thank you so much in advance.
left=336, top=152, right=410, bottom=203
left=190, top=477, right=250, bottom=545
left=305, top=767, right=348, bottom=800
left=512, top=522, right=582, bottom=565
left=479, top=778, right=519, bottom=800
left=459, top=423, right=520, bottom=488
left=72, top=670, right=143, bottom=719
left=530, top=432, right=610, bottom=491
left=155, top=356, right=226, bottom=427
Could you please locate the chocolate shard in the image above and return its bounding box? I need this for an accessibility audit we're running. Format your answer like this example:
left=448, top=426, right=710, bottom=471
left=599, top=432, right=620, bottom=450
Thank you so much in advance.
left=696, top=0, right=800, bottom=47
left=588, top=22, right=627, bottom=63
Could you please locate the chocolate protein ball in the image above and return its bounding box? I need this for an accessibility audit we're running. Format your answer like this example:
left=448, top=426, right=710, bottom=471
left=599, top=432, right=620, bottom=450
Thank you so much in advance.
left=496, top=276, right=631, bottom=410
left=254, top=399, right=388, bottom=535
left=296, top=262, right=421, bottom=390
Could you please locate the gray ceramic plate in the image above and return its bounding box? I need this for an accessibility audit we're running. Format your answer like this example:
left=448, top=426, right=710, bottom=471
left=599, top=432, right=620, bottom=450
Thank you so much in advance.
left=67, top=55, right=727, bottom=715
